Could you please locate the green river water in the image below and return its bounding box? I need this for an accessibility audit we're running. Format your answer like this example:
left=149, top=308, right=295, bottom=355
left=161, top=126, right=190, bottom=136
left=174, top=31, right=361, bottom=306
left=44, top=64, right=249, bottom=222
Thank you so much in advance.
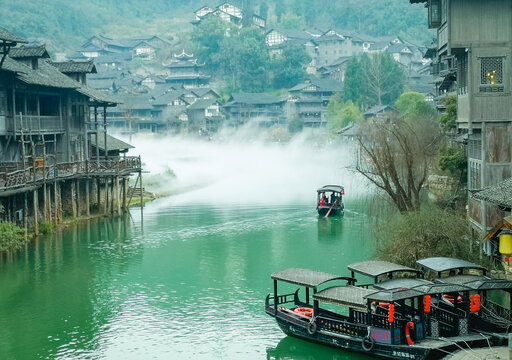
left=0, top=135, right=378, bottom=360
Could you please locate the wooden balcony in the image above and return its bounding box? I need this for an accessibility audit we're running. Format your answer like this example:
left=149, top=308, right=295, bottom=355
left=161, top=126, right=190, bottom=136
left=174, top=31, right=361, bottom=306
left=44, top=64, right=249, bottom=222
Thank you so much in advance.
left=0, top=115, right=64, bottom=135
left=0, top=156, right=142, bottom=191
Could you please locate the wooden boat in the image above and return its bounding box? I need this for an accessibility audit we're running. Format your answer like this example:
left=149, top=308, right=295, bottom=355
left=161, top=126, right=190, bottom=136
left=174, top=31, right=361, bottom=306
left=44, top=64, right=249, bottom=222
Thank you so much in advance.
left=266, top=263, right=510, bottom=360
left=316, top=185, right=344, bottom=217
left=417, top=257, right=512, bottom=336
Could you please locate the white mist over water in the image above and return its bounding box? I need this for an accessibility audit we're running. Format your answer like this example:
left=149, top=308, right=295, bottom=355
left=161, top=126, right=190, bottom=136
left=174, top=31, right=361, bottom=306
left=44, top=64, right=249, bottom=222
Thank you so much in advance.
left=121, top=129, right=368, bottom=206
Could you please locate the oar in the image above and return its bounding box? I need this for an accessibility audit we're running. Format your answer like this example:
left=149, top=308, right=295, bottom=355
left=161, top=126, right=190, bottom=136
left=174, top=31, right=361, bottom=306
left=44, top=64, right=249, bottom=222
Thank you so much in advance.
left=324, top=203, right=335, bottom=218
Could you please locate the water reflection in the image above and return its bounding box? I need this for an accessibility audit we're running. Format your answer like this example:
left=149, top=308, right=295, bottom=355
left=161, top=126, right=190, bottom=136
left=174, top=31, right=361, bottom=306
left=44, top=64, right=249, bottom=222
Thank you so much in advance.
left=266, top=336, right=370, bottom=360
left=317, top=216, right=345, bottom=241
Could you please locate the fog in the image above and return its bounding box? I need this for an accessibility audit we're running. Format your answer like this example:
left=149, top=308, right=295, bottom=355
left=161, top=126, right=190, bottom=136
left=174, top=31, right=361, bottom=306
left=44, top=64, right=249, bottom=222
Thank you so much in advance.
left=121, top=127, right=368, bottom=206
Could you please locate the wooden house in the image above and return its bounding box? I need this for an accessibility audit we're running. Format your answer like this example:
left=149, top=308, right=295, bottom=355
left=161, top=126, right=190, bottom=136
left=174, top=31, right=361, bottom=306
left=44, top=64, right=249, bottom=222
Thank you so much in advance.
left=193, top=2, right=266, bottom=30
left=223, top=93, right=287, bottom=127
left=410, top=0, right=512, bottom=255
left=0, top=28, right=141, bottom=232
left=186, top=98, right=224, bottom=134
left=164, top=50, right=210, bottom=89
left=288, top=76, right=344, bottom=128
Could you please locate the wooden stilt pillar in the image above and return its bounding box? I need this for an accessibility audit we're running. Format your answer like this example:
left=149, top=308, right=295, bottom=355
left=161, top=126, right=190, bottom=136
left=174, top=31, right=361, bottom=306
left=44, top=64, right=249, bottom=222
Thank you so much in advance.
left=97, top=178, right=101, bottom=212
left=33, top=190, right=38, bottom=236
left=71, top=180, right=77, bottom=218
left=110, top=177, right=114, bottom=214
left=57, top=183, right=62, bottom=223
left=24, top=192, right=28, bottom=239
left=43, top=183, right=48, bottom=221
left=140, top=170, right=143, bottom=209
left=85, top=179, right=90, bottom=217
left=75, top=179, right=80, bottom=217
left=48, top=186, right=52, bottom=222
left=115, top=176, right=120, bottom=214
left=122, top=178, right=127, bottom=212
left=103, top=179, right=108, bottom=215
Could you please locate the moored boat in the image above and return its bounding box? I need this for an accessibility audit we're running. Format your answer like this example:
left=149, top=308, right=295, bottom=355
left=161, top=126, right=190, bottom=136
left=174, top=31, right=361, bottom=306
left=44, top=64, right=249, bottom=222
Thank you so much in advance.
left=317, top=185, right=344, bottom=217
left=265, top=262, right=510, bottom=359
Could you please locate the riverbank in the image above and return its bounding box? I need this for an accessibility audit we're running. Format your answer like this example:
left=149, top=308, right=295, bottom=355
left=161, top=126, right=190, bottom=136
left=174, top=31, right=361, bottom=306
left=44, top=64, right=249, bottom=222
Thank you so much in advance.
left=446, top=346, right=509, bottom=359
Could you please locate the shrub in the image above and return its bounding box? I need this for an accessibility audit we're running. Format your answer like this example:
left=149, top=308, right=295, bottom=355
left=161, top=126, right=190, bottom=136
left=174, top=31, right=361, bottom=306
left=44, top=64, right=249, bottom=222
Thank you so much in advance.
left=0, top=222, right=27, bottom=252
left=39, top=221, right=54, bottom=235
left=374, top=206, right=479, bottom=268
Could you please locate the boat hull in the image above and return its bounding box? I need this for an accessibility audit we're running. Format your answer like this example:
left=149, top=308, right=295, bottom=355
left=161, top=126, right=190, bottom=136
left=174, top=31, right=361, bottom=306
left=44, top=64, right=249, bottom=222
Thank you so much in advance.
left=268, top=310, right=501, bottom=360
left=317, top=205, right=344, bottom=217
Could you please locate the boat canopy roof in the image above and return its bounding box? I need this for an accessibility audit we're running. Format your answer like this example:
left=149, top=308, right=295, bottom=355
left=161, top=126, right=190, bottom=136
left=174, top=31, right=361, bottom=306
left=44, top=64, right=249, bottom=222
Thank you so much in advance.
left=348, top=260, right=422, bottom=279
left=437, top=275, right=512, bottom=291
left=314, top=286, right=375, bottom=310
left=365, top=288, right=424, bottom=303
left=416, top=257, right=487, bottom=275
left=411, top=282, right=471, bottom=295
left=374, top=278, right=432, bottom=290
left=317, top=185, right=344, bottom=193
left=271, top=268, right=353, bottom=289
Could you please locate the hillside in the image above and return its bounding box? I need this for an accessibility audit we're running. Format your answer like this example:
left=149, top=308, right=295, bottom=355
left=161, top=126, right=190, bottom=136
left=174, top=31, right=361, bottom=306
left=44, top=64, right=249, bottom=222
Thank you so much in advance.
left=2, top=0, right=432, bottom=53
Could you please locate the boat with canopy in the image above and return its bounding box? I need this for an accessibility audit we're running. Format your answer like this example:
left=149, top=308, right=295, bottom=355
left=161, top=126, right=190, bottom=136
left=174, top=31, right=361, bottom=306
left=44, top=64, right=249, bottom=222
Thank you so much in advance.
left=316, top=185, right=344, bottom=217
left=266, top=260, right=511, bottom=359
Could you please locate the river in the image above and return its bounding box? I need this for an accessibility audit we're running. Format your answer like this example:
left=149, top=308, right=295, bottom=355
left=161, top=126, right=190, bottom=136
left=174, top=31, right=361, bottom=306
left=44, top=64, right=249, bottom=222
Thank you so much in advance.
left=0, top=133, right=377, bottom=360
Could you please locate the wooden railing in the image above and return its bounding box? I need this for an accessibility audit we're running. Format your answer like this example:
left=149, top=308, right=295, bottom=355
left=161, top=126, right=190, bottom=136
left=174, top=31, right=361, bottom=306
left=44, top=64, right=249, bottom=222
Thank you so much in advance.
left=0, top=156, right=141, bottom=190
left=9, top=115, right=64, bottom=133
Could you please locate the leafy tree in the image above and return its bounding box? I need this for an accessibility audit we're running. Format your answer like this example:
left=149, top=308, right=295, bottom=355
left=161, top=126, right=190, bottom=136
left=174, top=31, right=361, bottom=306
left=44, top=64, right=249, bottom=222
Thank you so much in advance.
left=395, top=92, right=437, bottom=122
left=343, top=57, right=364, bottom=104
left=274, top=2, right=287, bottom=21
left=344, top=53, right=405, bottom=108
left=440, top=95, right=457, bottom=131
left=217, top=28, right=270, bottom=92
left=278, top=12, right=305, bottom=29
left=271, top=43, right=311, bottom=89
left=361, top=52, right=405, bottom=106
left=190, top=17, right=227, bottom=71
left=327, top=97, right=363, bottom=134
left=438, top=146, right=467, bottom=184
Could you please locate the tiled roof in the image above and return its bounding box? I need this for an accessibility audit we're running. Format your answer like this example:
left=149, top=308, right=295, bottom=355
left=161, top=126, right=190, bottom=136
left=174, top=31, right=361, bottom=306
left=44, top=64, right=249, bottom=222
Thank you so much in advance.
left=2, top=57, right=117, bottom=105
left=9, top=45, right=50, bottom=59
left=226, top=93, right=286, bottom=106
left=364, top=105, right=394, bottom=115
left=51, top=60, right=97, bottom=74
left=187, top=98, right=217, bottom=110
left=90, top=132, right=134, bottom=151
left=0, top=27, right=27, bottom=44
left=289, top=76, right=344, bottom=92
left=472, top=178, right=512, bottom=208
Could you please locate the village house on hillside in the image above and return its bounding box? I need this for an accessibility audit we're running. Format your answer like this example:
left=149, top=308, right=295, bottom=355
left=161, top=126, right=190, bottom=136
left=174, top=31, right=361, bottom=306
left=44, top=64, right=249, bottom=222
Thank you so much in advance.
left=193, top=2, right=266, bottom=30
left=288, top=76, right=344, bottom=128
left=78, top=34, right=174, bottom=61
left=163, top=50, right=211, bottom=89
left=0, top=27, right=141, bottom=234
left=410, top=0, right=512, bottom=263
left=223, top=93, right=287, bottom=128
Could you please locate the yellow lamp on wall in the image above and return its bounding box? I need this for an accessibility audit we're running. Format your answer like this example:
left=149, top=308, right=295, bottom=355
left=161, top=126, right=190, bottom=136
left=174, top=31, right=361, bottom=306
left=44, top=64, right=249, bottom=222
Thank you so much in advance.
left=499, top=233, right=512, bottom=256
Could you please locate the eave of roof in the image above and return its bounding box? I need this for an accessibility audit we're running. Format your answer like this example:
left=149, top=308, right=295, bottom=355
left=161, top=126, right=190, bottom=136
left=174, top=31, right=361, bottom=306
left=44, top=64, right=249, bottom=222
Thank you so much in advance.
left=0, top=27, right=27, bottom=44
left=271, top=268, right=347, bottom=289
left=416, top=257, right=488, bottom=274
left=348, top=260, right=421, bottom=278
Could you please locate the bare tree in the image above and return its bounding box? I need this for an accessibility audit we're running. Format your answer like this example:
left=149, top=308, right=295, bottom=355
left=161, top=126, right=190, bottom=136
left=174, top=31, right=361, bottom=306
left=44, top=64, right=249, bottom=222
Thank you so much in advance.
left=355, top=116, right=442, bottom=213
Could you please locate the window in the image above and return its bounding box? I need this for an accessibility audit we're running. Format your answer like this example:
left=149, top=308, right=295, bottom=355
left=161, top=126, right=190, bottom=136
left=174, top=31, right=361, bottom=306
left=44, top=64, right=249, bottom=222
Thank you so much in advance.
left=429, top=0, right=442, bottom=28
left=469, top=161, right=481, bottom=190
left=457, top=53, right=468, bottom=95
left=468, top=133, right=482, bottom=160
left=480, top=57, right=504, bottom=92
